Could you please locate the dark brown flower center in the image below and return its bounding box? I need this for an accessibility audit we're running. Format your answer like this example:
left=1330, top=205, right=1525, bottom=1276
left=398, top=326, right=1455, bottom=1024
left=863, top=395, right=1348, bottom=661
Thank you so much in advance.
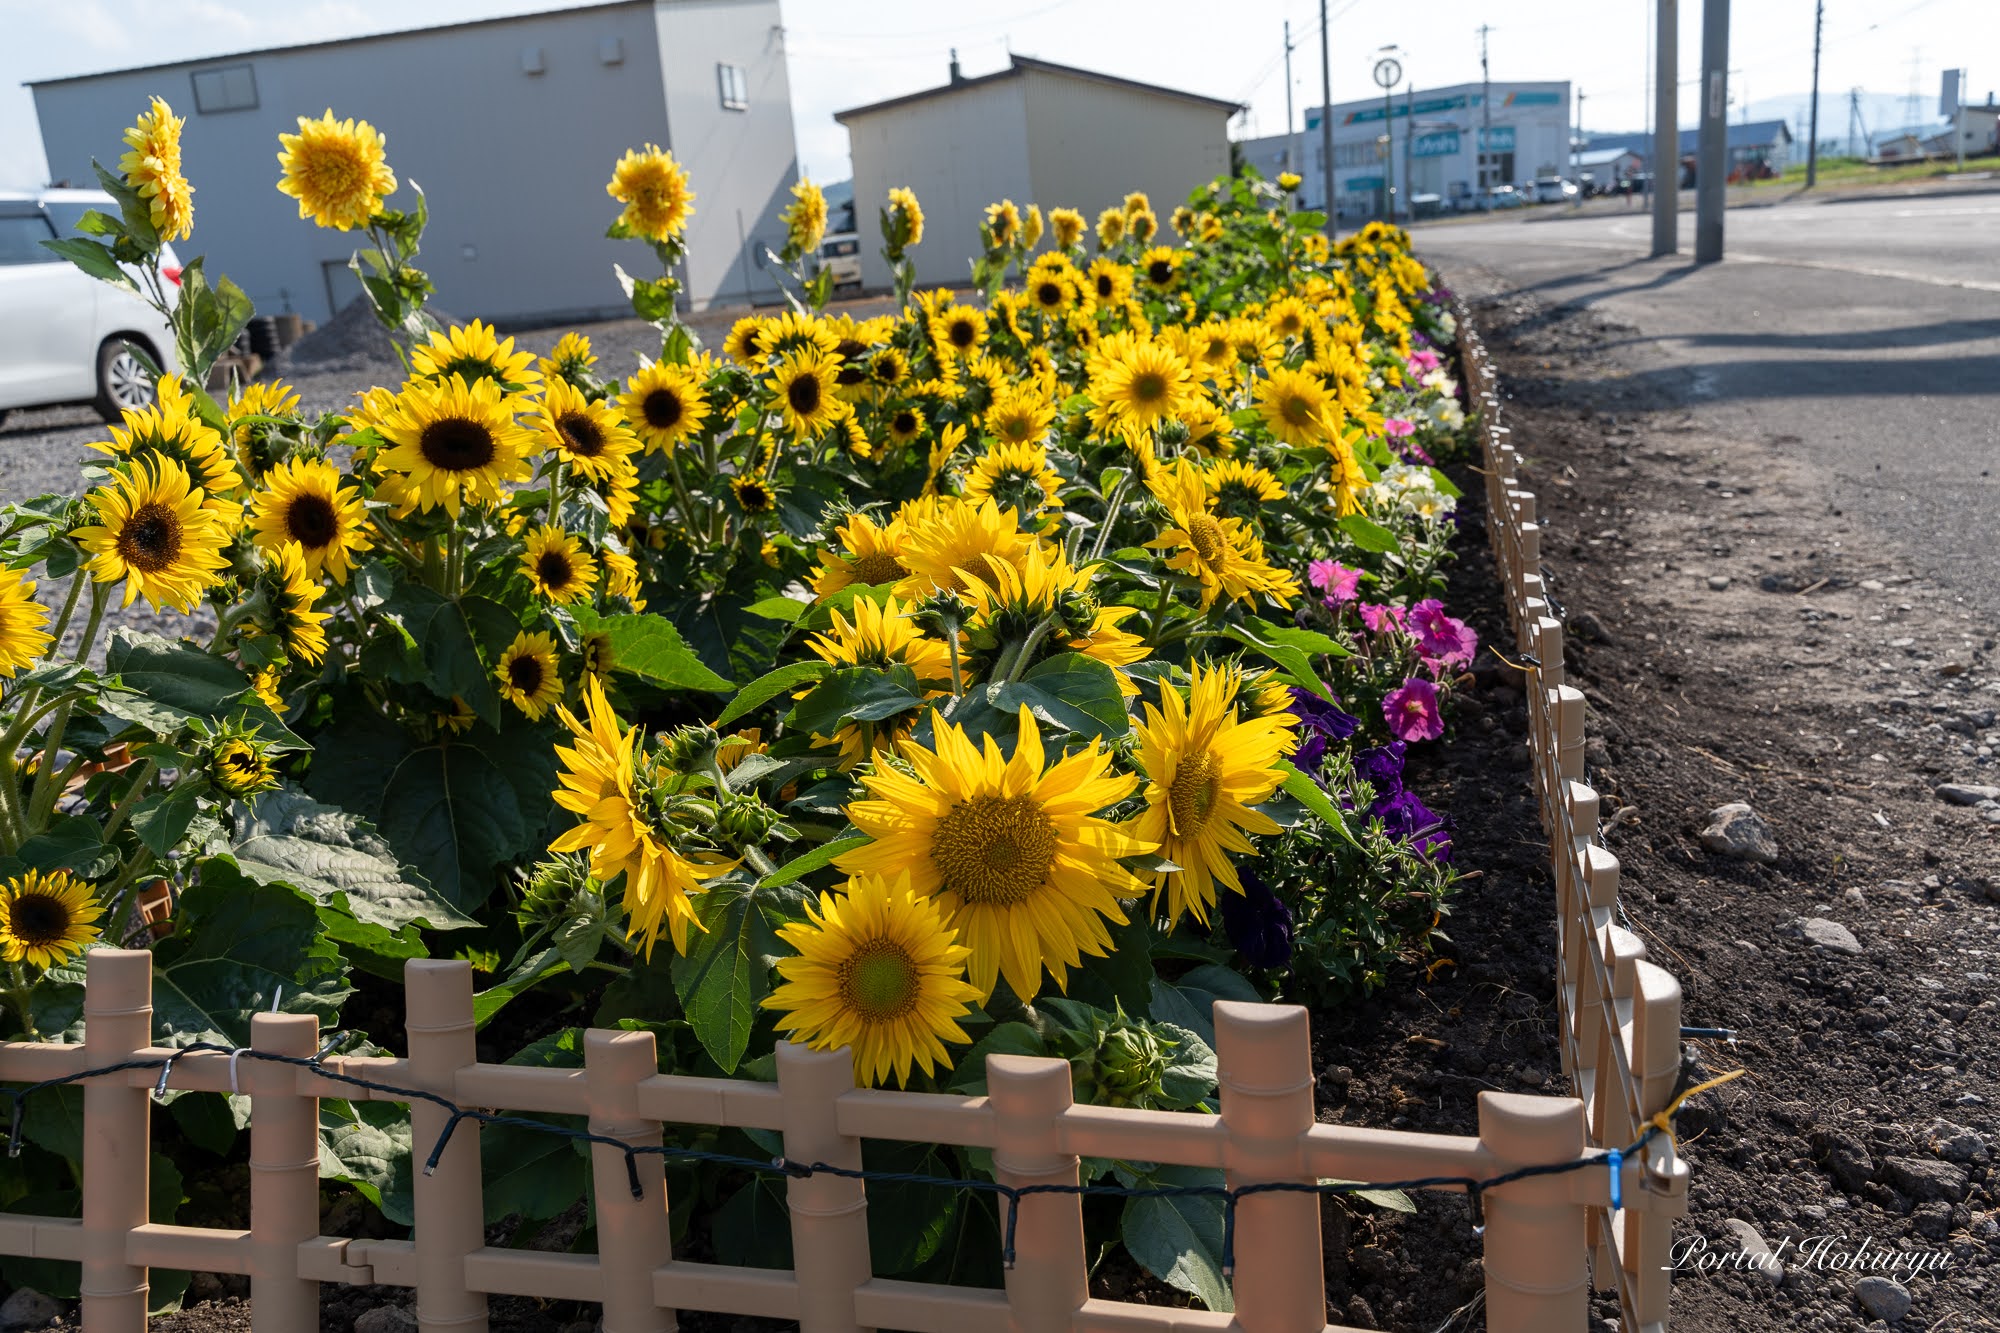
left=284, top=492, right=339, bottom=548
left=1131, top=372, right=1168, bottom=405
left=116, top=501, right=182, bottom=572
left=642, top=389, right=683, bottom=430
left=507, top=654, right=545, bottom=693
left=537, top=551, right=576, bottom=590
left=948, top=319, right=977, bottom=350
left=7, top=892, right=68, bottom=946
left=1095, top=274, right=1115, bottom=299
left=419, top=417, right=498, bottom=472
left=851, top=550, right=906, bottom=585
left=557, top=411, right=606, bottom=457
left=891, top=410, right=918, bottom=437
left=1147, top=260, right=1173, bottom=285
left=1036, top=281, right=1063, bottom=307
left=787, top=372, right=822, bottom=416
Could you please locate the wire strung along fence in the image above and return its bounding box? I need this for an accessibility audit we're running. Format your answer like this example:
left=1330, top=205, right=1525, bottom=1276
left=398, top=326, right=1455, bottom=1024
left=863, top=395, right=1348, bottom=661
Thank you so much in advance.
left=1454, top=304, right=1695, bottom=1333
left=0, top=310, right=1698, bottom=1333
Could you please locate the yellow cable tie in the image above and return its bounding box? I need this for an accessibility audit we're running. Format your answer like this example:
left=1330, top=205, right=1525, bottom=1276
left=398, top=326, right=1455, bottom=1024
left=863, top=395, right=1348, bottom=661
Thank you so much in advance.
left=1488, top=648, right=1540, bottom=675
left=1648, top=1067, right=1746, bottom=1150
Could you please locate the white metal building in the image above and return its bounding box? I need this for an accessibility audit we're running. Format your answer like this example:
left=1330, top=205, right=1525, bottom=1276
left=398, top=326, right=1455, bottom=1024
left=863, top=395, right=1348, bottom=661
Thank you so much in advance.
left=837, top=56, right=1239, bottom=292
left=1238, top=81, right=1572, bottom=218
left=29, top=0, right=801, bottom=325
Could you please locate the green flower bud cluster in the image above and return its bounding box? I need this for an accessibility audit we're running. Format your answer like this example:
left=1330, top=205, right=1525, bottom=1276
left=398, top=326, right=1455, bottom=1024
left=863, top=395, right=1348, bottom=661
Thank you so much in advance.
left=1058, top=1005, right=1178, bottom=1110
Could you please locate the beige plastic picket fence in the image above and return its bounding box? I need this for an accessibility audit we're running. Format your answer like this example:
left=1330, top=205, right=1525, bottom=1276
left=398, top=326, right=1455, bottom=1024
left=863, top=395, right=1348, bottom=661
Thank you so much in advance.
left=0, top=306, right=1692, bottom=1333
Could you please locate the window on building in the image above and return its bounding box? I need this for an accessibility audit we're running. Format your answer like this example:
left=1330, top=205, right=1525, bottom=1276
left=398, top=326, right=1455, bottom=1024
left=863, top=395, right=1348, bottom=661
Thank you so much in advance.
left=191, top=63, right=258, bottom=114
left=0, top=214, right=59, bottom=265
left=717, top=62, right=749, bottom=110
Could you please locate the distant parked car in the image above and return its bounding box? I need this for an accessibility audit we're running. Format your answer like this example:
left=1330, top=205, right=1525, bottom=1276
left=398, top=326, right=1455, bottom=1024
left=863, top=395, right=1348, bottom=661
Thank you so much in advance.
left=1481, top=185, right=1525, bottom=210
left=815, top=231, right=863, bottom=294
left=1532, top=177, right=1579, bottom=204
left=0, top=189, right=179, bottom=425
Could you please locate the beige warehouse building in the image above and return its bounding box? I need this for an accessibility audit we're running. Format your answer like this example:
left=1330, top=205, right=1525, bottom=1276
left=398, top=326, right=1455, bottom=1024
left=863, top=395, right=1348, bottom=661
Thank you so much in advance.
left=837, top=55, right=1239, bottom=292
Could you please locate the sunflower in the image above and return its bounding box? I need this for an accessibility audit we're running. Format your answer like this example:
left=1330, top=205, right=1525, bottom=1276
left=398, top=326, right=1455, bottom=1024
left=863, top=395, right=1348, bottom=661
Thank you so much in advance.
left=603, top=548, right=646, bottom=608
left=885, top=185, right=926, bottom=248
left=1227, top=317, right=1282, bottom=370
left=1049, top=207, right=1086, bottom=249
left=580, top=630, right=616, bottom=678
left=1096, top=207, right=1127, bottom=248
left=836, top=706, right=1155, bottom=1002
left=618, top=361, right=710, bottom=454
left=94, top=376, right=242, bottom=498
left=722, top=317, right=769, bottom=364
left=1138, top=246, right=1183, bottom=291
left=119, top=97, right=192, bottom=242
left=1169, top=204, right=1196, bottom=237
left=209, top=733, right=279, bottom=799
left=1204, top=458, right=1286, bottom=516
left=374, top=374, right=538, bottom=517
left=411, top=321, right=542, bottom=396
left=532, top=378, right=639, bottom=482
left=981, top=384, right=1057, bottom=448
left=963, top=441, right=1061, bottom=516
left=1255, top=366, right=1338, bottom=448
left=805, top=595, right=954, bottom=763
left=259, top=541, right=329, bottom=664
left=1143, top=459, right=1299, bottom=611
left=764, top=870, right=980, bottom=1087
left=957, top=544, right=1146, bottom=686
left=928, top=306, right=987, bottom=360
left=1085, top=259, right=1133, bottom=308
left=520, top=525, right=598, bottom=604
left=1180, top=401, right=1235, bottom=457
left=498, top=630, right=563, bottom=720
left=731, top=474, right=779, bottom=518
left=249, top=458, right=372, bottom=585
left=538, top=331, right=597, bottom=383
left=606, top=143, right=695, bottom=243
left=550, top=678, right=734, bottom=954
left=839, top=415, right=873, bottom=459
left=1022, top=204, right=1045, bottom=247
left=0, top=568, right=53, bottom=677
left=0, top=870, right=103, bottom=970
left=75, top=457, right=231, bottom=612
left=1131, top=663, right=1295, bottom=927
left=227, top=379, right=302, bottom=479
left=781, top=177, right=828, bottom=254
left=894, top=496, right=1035, bottom=599
left=870, top=348, right=910, bottom=388
left=1264, top=296, right=1313, bottom=342
left=811, top=510, right=910, bottom=597
left=763, top=311, right=839, bottom=359
left=1127, top=209, right=1159, bottom=245
left=276, top=110, right=397, bottom=230
left=984, top=199, right=1021, bottom=247
left=1087, top=337, right=1195, bottom=442
left=768, top=350, right=842, bottom=439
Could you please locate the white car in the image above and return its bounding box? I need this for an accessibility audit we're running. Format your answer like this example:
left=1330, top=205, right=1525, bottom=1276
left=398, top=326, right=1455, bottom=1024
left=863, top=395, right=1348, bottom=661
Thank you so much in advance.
left=815, top=232, right=863, bottom=294
left=0, top=189, right=179, bottom=425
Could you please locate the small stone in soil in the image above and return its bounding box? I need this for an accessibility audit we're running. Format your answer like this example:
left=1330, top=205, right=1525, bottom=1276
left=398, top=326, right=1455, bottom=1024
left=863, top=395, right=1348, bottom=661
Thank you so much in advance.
left=1708, top=575, right=1731, bottom=590
left=1854, top=1274, right=1912, bottom=1322
left=1810, top=1128, right=1875, bottom=1192
left=353, top=1307, right=420, bottom=1333
left=1928, top=1122, right=1987, bottom=1163
left=1700, top=802, right=1779, bottom=863
left=1934, top=782, right=2000, bottom=805
left=1878, top=1156, right=1969, bottom=1203
left=1792, top=916, right=1863, bottom=955
left=0, top=1288, right=64, bottom=1331
left=1722, top=1218, right=1783, bottom=1285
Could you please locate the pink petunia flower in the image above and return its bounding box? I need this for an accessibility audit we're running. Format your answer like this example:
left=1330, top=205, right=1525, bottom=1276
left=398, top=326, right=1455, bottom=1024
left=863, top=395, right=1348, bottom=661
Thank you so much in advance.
left=1312, top=559, right=1364, bottom=605
left=1382, top=678, right=1445, bottom=743
left=1384, top=417, right=1416, bottom=439
left=1408, top=599, right=1478, bottom=669
left=1407, top=349, right=1442, bottom=375
left=1358, top=602, right=1406, bottom=635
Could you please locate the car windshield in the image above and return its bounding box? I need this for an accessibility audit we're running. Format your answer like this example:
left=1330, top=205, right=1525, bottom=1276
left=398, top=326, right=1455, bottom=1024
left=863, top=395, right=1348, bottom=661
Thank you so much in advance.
left=41, top=201, right=99, bottom=237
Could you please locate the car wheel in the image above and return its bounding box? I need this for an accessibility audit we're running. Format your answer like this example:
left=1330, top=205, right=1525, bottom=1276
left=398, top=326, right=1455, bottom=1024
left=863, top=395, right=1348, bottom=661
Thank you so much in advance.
left=94, top=339, right=157, bottom=423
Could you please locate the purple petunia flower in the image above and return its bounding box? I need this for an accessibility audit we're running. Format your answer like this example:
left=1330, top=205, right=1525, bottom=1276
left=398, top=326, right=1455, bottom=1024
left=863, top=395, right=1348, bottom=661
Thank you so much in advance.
left=1353, top=741, right=1407, bottom=796
left=1383, top=678, right=1445, bottom=743
left=1372, top=787, right=1454, bottom=862
left=1287, top=687, right=1362, bottom=773
left=1221, top=866, right=1294, bottom=971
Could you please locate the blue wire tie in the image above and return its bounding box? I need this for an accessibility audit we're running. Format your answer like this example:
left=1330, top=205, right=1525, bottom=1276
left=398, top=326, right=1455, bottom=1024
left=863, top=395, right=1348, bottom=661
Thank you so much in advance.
left=1606, top=1149, right=1623, bottom=1212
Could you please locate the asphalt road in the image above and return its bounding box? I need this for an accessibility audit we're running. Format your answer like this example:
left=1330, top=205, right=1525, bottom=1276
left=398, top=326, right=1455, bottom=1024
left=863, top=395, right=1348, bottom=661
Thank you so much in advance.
left=1416, top=191, right=2000, bottom=616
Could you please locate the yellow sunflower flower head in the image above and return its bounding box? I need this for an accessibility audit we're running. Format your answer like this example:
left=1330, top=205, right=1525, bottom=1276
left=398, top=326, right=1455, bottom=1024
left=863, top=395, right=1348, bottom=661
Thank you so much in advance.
left=1086, top=335, right=1195, bottom=444
left=205, top=724, right=281, bottom=800
left=763, top=870, right=981, bottom=1087
left=411, top=320, right=542, bottom=396
left=118, top=96, right=193, bottom=242
left=253, top=540, right=330, bottom=665
left=962, top=440, right=1061, bottom=518
left=0, top=870, right=104, bottom=970
left=767, top=349, right=843, bottom=439
left=93, top=375, right=242, bottom=499
left=804, top=595, right=953, bottom=764
left=606, top=143, right=695, bottom=244
left=538, top=331, right=598, bottom=384
left=885, top=185, right=926, bottom=253
left=249, top=456, right=373, bottom=585
left=810, top=509, right=912, bottom=598
left=1127, top=209, right=1159, bottom=245
left=834, top=705, right=1157, bottom=1001
left=534, top=377, right=639, bottom=480
left=276, top=109, right=397, bottom=230
left=893, top=494, right=1035, bottom=599
left=74, top=455, right=232, bottom=612
left=1254, top=365, right=1339, bottom=448
left=1132, top=660, right=1296, bottom=927
left=1142, top=458, right=1300, bottom=612
left=1122, top=191, right=1153, bottom=217
left=374, top=373, right=538, bottom=517
left=0, top=567, right=54, bottom=678
left=1049, top=206, right=1086, bottom=250
left=1095, top=206, right=1127, bottom=249
left=498, top=629, right=564, bottom=720
left=520, top=525, right=598, bottom=605
left=927, top=305, right=987, bottom=362
left=618, top=360, right=710, bottom=453
left=983, top=199, right=1022, bottom=249
left=1022, top=204, right=1045, bottom=249
left=781, top=176, right=829, bottom=256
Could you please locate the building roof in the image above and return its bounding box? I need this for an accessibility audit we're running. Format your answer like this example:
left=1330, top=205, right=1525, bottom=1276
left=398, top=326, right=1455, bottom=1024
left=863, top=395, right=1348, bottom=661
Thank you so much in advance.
left=1583, top=119, right=1793, bottom=159
left=1576, top=147, right=1640, bottom=167
left=834, top=54, right=1241, bottom=123
left=26, top=0, right=670, bottom=87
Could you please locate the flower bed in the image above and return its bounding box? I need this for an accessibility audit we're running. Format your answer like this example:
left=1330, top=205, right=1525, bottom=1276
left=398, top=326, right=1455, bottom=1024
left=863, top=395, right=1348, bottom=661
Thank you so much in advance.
left=2, top=99, right=1495, bottom=1315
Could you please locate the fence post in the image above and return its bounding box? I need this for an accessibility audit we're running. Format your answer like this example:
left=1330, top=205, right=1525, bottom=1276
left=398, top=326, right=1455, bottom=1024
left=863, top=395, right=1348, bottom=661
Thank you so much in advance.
left=585, top=1029, right=672, bottom=1333
left=1478, top=1092, right=1589, bottom=1333
left=1214, top=1001, right=1324, bottom=1333
left=987, top=1053, right=1087, bottom=1330
left=1627, top=960, right=1689, bottom=1327
left=249, top=1012, right=322, bottom=1332
left=774, top=1040, right=872, bottom=1333
left=80, top=948, right=153, bottom=1332
left=404, top=959, right=488, bottom=1332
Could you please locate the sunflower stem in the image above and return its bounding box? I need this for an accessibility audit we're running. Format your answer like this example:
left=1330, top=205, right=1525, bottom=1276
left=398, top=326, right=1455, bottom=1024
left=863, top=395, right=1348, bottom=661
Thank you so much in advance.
left=997, top=612, right=1062, bottom=689
left=23, top=698, right=75, bottom=834
left=742, top=845, right=779, bottom=879
left=98, top=758, right=157, bottom=845
left=45, top=569, right=87, bottom=661
left=0, top=759, right=28, bottom=853
left=1089, top=475, right=1132, bottom=562
left=70, top=581, right=109, bottom=673
left=661, top=453, right=705, bottom=551
left=5, top=965, right=41, bottom=1041
left=546, top=458, right=563, bottom=529
left=444, top=524, right=465, bottom=598
left=100, top=849, right=159, bottom=948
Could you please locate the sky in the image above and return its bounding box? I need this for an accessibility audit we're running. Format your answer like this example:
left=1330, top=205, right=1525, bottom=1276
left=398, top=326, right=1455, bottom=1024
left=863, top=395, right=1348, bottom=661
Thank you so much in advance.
left=6, top=0, right=1997, bottom=191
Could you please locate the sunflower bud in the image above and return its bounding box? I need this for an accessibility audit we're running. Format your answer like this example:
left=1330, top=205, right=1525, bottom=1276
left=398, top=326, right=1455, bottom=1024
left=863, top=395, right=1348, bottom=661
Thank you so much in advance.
left=657, top=723, right=720, bottom=773
left=518, top=853, right=596, bottom=930
left=204, top=726, right=279, bottom=799
left=1062, top=1006, right=1177, bottom=1109
left=715, top=793, right=781, bottom=847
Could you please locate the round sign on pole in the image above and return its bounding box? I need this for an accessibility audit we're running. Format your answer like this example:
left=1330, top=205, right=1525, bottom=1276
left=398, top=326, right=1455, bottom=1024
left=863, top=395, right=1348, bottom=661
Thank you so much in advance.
left=1373, top=56, right=1402, bottom=89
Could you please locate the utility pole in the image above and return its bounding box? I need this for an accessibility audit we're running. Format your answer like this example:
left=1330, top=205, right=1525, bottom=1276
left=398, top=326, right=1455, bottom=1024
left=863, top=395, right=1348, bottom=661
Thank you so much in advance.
left=1284, top=20, right=1296, bottom=177
left=1477, top=24, right=1493, bottom=195
left=1694, top=0, right=1729, bottom=263
left=1573, top=87, right=1585, bottom=204
left=1319, top=0, right=1336, bottom=239
left=1651, top=0, right=1677, bottom=255
left=1403, top=82, right=1414, bottom=221
left=1806, top=0, right=1823, bottom=186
